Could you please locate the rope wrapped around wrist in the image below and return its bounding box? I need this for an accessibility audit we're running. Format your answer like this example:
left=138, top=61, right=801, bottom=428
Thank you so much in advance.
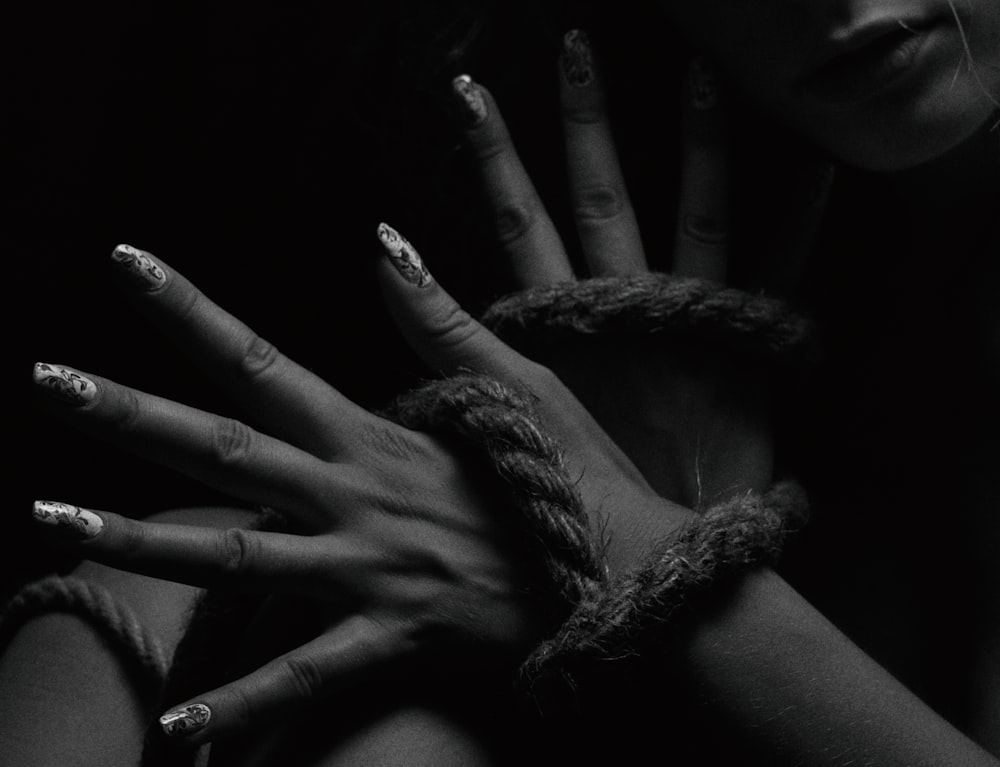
left=395, top=276, right=814, bottom=703
left=521, top=481, right=808, bottom=700
left=481, top=273, right=817, bottom=368
left=387, top=372, right=808, bottom=705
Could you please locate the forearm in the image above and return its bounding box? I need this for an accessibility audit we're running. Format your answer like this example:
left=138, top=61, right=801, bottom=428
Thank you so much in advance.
left=672, top=567, right=997, bottom=766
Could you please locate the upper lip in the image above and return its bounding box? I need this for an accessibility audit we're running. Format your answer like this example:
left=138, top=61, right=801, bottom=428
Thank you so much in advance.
left=797, top=14, right=940, bottom=85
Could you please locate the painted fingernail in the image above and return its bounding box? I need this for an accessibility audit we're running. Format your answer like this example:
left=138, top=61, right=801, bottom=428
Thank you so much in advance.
left=32, top=501, right=104, bottom=540
left=376, top=223, right=433, bottom=287
left=111, top=243, right=166, bottom=291
left=451, top=74, right=487, bottom=127
left=160, top=703, right=212, bottom=738
left=689, top=56, right=719, bottom=110
left=33, top=362, right=97, bottom=406
left=562, top=30, right=594, bottom=87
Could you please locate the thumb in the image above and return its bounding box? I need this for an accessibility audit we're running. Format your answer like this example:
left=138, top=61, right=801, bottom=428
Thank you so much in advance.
left=374, top=223, right=541, bottom=381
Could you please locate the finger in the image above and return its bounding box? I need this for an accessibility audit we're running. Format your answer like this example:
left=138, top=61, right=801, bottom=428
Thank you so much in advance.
left=109, top=244, right=376, bottom=458
left=374, top=224, right=535, bottom=380
left=155, top=616, right=404, bottom=747
left=672, top=57, right=731, bottom=282
left=30, top=500, right=361, bottom=596
left=32, top=362, right=345, bottom=526
left=559, top=30, right=646, bottom=276
left=450, top=75, right=574, bottom=287
left=375, top=223, right=644, bottom=478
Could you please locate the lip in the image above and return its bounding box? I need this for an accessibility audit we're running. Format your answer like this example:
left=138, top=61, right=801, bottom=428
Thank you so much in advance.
left=798, top=15, right=947, bottom=104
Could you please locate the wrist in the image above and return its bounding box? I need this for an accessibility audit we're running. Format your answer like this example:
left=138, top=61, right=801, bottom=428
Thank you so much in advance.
left=601, top=492, right=694, bottom=578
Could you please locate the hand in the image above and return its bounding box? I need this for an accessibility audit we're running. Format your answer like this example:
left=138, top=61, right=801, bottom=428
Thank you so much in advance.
left=450, top=34, right=833, bottom=507
left=32, top=238, right=691, bottom=746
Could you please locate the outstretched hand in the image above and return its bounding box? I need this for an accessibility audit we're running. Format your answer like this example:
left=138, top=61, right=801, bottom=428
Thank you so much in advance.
left=32, top=237, right=691, bottom=746
left=451, top=32, right=833, bottom=507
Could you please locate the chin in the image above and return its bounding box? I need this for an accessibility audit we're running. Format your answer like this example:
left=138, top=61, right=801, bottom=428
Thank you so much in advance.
left=811, top=59, right=1000, bottom=172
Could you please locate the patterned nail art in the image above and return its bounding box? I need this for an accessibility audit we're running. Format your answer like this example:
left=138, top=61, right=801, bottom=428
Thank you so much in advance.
left=562, top=30, right=594, bottom=87
left=689, top=57, right=719, bottom=110
left=33, top=363, right=97, bottom=406
left=377, top=223, right=432, bottom=287
left=160, top=704, right=212, bottom=738
left=32, top=501, right=104, bottom=539
left=451, top=74, right=487, bottom=126
left=111, top=243, right=166, bottom=290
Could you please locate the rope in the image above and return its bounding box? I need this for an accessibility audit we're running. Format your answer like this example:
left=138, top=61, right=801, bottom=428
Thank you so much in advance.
left=521, top=481, right=808, bottom=689
left=387, top=373, right=608, bottom=611
left=0, top=574, right=169, bottom=694
left=481, top=274, right=817, bottom=366
left=386, top=372, right=808, bottom=701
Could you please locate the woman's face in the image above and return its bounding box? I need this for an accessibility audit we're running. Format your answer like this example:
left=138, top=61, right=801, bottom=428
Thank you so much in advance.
left=663, top=0, right=1000, bottom=170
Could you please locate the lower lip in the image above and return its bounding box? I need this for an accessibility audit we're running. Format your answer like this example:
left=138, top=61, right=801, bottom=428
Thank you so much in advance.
left=801, top=24, right=944, bottom=105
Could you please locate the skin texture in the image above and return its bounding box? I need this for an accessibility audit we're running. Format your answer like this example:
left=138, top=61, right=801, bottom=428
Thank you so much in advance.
left=659, top=0, right=1000, bottom=169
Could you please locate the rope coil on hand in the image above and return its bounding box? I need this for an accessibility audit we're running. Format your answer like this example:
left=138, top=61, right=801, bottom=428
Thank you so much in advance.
left=388, top=373, right=808, bottom=704
left=481, top=273, right=819, bottom=368
left=396, top=275, right=813, bottom=703
left=386, top=374, right=609, bottom=614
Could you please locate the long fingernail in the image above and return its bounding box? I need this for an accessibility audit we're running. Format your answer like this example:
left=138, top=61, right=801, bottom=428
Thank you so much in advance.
left=111, top=243, right=167, bottom=291
left=33, top=363, right=97, bottom=406
left=562, top=30, right=594, bottom=87
left=689, top=56, right=719, bottom=110
left=451, top=74, right=487, bottom=127
left=376, top=223, right=433, bottom=287
left=160, top=703, right=212, bottom=738
left=32, top=501, right=104, bottom=540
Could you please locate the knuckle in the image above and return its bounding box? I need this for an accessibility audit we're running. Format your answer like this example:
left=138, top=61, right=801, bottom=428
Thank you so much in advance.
left=422, top=301, right=480, bottom=351
left=174, top=286, right=204, bottom=325
left=572, top=183, right=625, bottom=222
left=493, top=200, right=537, bottom=247
left=219, top=527, right=255, bottom=574
left=471, top=124, right=515, bottom=163
left=211, top=418, right=258, bottom=467
left=110, top=386, right=143, bottom=433
left=114, top=518, right=146, bottom=563
left=283, top=654, right=323, bottom=701
left=237, top=333, right=282, bottom=383
left=681, top=213, right=728, bottom=245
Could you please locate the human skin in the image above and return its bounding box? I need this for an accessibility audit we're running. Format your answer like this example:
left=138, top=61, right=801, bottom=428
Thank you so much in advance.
left=660, top=0, right=1000, bottom=170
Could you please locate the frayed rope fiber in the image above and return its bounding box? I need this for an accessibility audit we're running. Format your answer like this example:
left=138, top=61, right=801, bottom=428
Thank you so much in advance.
left=385, top=372, right=807, bottom=700
left=386, top=373, right=608, bottom=612
left=520, top=481, right=808, bottom=691
left=481, top=274, right=817, bottom=366
left=0, top=574, right=169, bottom=694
